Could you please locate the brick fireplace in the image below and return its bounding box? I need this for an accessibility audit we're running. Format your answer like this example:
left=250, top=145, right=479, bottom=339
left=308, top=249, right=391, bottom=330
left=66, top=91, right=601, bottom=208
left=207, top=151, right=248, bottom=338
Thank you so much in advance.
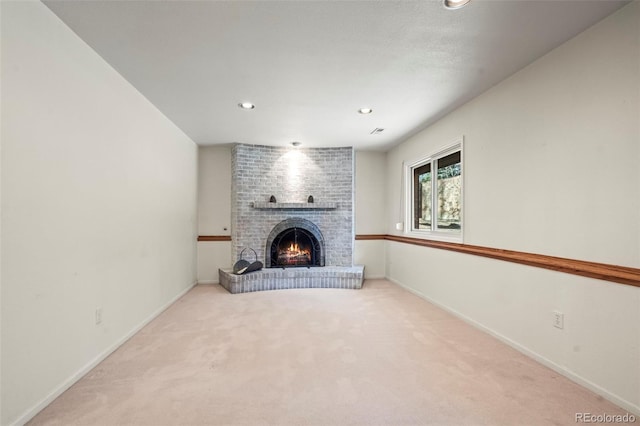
left=219, top=143, right=363, bottom=293
left=231, top=143, right=354, bottom=265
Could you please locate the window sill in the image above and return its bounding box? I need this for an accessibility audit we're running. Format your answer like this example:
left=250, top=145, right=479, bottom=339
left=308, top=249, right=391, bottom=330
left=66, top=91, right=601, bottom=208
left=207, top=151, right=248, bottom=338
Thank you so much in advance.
left=403, top=230, right=463, bottom=244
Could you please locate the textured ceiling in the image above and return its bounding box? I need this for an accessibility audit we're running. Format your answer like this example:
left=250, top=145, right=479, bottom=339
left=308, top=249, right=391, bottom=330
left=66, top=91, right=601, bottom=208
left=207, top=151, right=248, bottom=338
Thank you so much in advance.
left=44, top=0, right=627, bottom=150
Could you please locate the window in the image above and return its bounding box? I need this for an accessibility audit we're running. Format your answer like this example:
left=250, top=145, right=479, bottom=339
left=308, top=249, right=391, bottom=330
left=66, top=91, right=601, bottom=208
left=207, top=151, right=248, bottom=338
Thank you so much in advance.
left=406, top=140, right=463, bottom=241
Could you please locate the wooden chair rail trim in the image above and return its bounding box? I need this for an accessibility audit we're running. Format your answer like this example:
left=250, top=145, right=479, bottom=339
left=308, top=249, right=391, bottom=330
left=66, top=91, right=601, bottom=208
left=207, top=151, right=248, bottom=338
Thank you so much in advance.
left=197, top=235, right=232, bottom=242
left=354, top=234, right=387, bottom=240
left=355, top=234, right=640, bottom=288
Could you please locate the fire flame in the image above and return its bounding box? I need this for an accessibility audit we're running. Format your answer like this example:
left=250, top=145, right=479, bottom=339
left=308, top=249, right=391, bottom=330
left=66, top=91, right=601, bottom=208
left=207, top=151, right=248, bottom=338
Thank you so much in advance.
left=277, top=240, right=311, bottom=265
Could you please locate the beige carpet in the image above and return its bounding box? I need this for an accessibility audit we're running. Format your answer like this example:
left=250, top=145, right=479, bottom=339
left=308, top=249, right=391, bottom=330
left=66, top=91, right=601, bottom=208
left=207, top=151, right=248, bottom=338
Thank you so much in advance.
left=29, top=280, right=630, bottom=426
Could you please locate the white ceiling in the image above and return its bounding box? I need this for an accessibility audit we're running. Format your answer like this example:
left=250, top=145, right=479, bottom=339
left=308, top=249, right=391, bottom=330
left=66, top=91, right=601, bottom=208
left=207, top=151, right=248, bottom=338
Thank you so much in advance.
left=44, top=0, right=627, bottom=150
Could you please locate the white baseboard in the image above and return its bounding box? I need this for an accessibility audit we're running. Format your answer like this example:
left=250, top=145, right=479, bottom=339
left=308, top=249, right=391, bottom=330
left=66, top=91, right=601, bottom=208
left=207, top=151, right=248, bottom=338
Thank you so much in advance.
left=197, top=279, right=219, bottom=285
left=386, top=276, right=640, bottom=417
left=11, top=281, right=197, bottom=426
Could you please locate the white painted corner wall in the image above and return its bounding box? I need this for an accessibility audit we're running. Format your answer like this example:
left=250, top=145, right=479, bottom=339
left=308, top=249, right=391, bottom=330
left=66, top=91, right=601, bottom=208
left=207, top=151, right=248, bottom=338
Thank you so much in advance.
left=198, top=146, right=232, bottom=238
left=197, top=146, right=232, bottom=284
left=1, top=2, right=198, bottom=425
left=354, top=151, right=387, bottom=278
left=385, top=2, right=640, bottom=414
left=197, top=242, right=232, bottom=285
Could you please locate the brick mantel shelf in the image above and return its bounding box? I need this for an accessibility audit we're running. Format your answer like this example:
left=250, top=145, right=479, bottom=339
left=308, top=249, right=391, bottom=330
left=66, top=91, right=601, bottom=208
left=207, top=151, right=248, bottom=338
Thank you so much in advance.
left=251, top=202, right=337, bottom=210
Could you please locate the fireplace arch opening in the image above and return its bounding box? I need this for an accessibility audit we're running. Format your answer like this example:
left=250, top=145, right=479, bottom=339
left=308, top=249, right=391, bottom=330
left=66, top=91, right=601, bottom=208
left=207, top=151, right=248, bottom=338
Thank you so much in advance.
left=266, top=218, right=325, bottom=268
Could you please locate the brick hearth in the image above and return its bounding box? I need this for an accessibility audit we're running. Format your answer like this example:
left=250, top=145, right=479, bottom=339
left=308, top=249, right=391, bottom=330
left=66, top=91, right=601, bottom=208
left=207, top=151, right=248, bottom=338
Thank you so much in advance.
left=219, top=266, right=364, bottom=294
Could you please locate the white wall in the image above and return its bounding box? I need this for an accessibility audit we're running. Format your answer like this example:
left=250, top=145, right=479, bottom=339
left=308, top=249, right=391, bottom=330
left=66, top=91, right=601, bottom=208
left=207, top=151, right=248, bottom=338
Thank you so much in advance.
left=354, top=151, right=387, bottom=278
left=385, top=2, right=640, bottom=414
left=197, top=146, right=232, bottom=283
left=1, top=2, right=198, bottom=425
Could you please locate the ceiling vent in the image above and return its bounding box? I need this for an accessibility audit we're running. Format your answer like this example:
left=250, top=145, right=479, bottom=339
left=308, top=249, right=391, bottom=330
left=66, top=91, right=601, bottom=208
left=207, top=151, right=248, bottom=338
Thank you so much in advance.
left=370, top=128, right=384, bottom=135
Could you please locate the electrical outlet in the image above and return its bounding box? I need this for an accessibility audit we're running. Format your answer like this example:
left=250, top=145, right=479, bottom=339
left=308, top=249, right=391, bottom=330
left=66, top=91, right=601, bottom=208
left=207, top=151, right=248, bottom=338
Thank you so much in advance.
left=95, top=307, right=103, bottom=325
left=553, top=311, right=564, bottom=329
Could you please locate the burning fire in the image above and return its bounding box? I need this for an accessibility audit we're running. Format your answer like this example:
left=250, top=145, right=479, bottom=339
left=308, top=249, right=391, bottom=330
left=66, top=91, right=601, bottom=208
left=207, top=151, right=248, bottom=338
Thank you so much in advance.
left=278, top=241, right=311, bottom=265
left=286, top=243, right=309, bottom=257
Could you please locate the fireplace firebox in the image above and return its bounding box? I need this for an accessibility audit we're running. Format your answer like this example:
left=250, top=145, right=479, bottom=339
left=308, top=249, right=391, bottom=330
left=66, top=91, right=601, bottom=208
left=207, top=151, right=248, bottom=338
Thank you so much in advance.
left=266, top=218, right=325, bottom=268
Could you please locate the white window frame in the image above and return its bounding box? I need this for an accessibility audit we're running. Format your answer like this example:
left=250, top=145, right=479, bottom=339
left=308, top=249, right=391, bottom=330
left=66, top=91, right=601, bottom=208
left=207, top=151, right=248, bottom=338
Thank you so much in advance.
left=403, top=137, right=464, bottom=243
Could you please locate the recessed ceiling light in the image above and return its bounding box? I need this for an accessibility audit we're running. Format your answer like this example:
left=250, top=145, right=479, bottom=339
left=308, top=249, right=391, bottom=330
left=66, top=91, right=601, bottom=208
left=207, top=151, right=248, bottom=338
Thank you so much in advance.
left=443, top=0, right=471, bottom=10
left=358, top=108, right=373, bottom=114
left=291, top=141, right=302, bottom=147
left=238, top=102, right=255, bottom=110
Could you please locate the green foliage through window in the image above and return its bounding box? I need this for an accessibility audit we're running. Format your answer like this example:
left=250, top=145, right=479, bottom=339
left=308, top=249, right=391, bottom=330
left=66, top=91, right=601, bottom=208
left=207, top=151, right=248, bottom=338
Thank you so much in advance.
left=410, top=147, right=462, bottom=235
